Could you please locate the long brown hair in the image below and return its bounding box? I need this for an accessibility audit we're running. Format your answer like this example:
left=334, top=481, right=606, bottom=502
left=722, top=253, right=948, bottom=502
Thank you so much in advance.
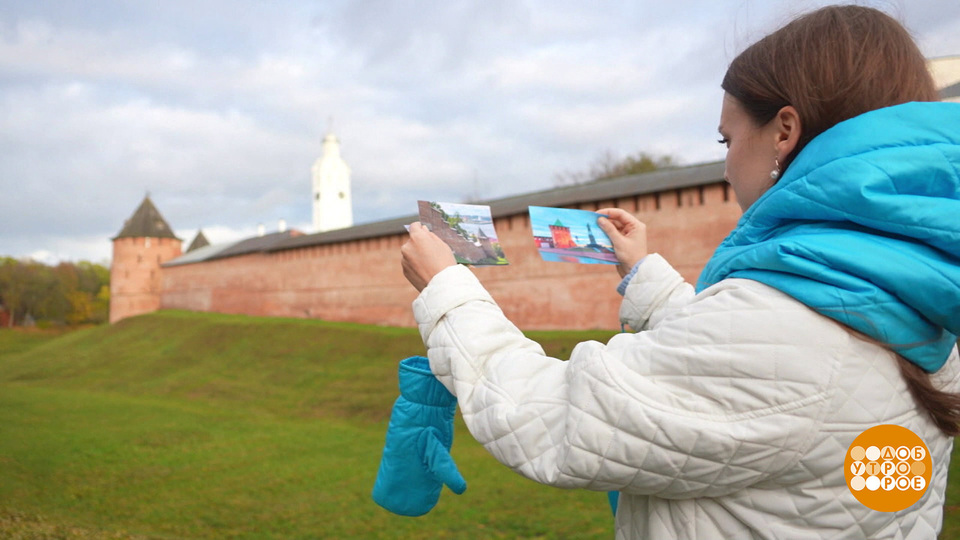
left=722, top=5, right=939, bottom=171
left=898, top=353, right=960, bottom=436
left=723, top=5, right=959, bottom=436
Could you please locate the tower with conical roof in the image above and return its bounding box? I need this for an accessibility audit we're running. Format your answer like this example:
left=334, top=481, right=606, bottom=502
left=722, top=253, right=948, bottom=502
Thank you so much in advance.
left=186, top=230, right=210, bottom=252
left=311, top=132, right=353, bottom=232
left=109, top=196, right=182, bottom=323
left=548, top=219, right=575, bottom=249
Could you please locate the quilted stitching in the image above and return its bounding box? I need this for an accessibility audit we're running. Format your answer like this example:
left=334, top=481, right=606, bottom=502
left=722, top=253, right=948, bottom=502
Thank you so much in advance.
left=413, top=259, right=959, bottom=539
left=619, top=253, right=694, bottom=331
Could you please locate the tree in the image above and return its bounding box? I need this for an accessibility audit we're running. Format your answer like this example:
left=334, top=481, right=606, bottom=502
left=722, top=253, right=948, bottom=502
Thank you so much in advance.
left=555, top=150, right=677, bottom=186
left=93, top=285, right=110, bottom=324
left=0, top=257, right=27, bottom=327
left=0, top=257, right=110, bottom=327
left=66, top=290, right=94, bottom=325
left=446, top=211, right=469, bottom=237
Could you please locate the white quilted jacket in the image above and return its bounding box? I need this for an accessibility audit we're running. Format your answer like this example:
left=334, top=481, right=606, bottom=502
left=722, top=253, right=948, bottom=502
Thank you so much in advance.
left=413, top=254, right=960, bottom=539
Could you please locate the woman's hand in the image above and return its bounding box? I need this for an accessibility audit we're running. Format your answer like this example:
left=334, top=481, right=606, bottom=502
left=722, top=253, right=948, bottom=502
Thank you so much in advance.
left=596, top=207, right=648, bottom=278
left=401, top=222, right=457, bottom=292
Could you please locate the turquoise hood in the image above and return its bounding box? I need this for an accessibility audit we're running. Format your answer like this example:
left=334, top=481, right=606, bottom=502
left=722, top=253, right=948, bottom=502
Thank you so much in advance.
left=697, top=101, right=960, bottom=372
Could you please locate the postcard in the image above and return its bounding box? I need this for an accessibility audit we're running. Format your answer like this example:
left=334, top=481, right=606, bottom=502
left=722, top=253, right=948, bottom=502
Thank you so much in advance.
left=415, top=201, right=508, bottom=266
left=528, top=206, right=618, bottom=265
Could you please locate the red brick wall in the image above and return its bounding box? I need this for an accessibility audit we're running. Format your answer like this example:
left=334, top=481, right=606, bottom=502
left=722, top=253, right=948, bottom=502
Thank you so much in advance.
left=110, top=236, right=182, bottom=323
left=159, top=182, right=741, bottom=330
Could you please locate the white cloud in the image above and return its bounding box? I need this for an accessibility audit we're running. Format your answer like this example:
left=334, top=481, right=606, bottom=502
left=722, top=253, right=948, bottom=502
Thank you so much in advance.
left=487, top=46, right=654, bottom=96
left=1, top=1, right=958, bottom=264
left=19, top=234, right=113, bottom=266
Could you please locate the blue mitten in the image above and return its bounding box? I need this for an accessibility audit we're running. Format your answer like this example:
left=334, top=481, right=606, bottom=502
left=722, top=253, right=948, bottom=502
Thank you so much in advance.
left=372, top=356, right=466, bottom=516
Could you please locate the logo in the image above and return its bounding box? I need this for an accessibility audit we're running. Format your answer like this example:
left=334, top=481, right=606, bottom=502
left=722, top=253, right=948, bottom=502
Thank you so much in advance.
left=844, top=425, right=931, bottom=512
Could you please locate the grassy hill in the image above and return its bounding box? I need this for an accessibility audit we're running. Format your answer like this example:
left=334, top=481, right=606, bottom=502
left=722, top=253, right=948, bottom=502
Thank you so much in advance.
left=0, top=311, right=619, bottom=539
left=3, top=312, right=960, bottom=539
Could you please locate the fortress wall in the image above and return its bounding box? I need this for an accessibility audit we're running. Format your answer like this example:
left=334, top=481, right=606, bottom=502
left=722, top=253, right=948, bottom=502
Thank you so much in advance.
left=161, top=235, right=420, bottom=326
left=160, top=181, right=741, bottom=330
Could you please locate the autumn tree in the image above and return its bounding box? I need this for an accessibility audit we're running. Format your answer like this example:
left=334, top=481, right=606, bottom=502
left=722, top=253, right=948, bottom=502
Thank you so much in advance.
left=0, top=257, right=110, bottom=327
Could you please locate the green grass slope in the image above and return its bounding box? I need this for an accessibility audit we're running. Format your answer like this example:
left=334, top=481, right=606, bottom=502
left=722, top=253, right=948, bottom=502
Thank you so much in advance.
left=0, top=311, right=619, bottom=539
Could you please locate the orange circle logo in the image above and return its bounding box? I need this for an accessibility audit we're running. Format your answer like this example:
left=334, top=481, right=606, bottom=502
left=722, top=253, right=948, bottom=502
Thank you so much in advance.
left=844, top=425, right=931, bottom=512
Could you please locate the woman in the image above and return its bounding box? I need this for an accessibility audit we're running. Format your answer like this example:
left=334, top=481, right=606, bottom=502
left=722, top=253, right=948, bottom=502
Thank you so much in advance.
left=401, top=6, right=960, bottom=538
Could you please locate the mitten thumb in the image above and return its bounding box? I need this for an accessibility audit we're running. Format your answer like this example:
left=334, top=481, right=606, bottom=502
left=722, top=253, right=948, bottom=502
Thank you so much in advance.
left=419, top=427, right=467, bottom=494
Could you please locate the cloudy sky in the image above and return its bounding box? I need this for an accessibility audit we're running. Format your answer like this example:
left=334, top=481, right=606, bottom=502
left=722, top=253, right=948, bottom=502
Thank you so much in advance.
left=2, top=0, right=959, bottom=264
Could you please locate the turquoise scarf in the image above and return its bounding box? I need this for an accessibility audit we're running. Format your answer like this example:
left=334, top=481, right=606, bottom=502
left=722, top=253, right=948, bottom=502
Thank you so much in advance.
left=697, top=102, right=960, bottom=372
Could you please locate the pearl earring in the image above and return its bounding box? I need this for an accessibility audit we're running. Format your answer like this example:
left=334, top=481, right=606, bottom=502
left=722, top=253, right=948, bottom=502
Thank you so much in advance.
left=770, top=157, right=781, bottom=181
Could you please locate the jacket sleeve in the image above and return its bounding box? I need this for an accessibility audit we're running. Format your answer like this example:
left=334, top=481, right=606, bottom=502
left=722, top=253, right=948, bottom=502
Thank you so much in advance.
left=618, top=253, right=695, bottom=331
left=413, top=264, right=842, bottom=499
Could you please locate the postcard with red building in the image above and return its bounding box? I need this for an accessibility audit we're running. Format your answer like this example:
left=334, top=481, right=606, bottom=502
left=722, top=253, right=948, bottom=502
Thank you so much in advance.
left=528, top=206, right=618, bottom=264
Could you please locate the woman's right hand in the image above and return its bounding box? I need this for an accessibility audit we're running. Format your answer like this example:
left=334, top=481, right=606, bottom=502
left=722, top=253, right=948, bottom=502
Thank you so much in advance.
left=596, top=207, right=648, bottom=278
left=401, top=222, right=457, bottom=292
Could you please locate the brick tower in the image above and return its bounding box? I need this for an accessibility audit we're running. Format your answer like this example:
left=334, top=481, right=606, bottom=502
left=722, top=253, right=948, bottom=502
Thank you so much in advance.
left=110, top=196, right=182, bottom=323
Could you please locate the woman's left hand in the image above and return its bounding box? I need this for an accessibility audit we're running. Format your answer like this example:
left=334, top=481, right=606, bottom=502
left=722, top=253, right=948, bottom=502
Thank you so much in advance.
left=401, top=222, right=457, bottom=292
left=596, top=207, right=648, bottom=278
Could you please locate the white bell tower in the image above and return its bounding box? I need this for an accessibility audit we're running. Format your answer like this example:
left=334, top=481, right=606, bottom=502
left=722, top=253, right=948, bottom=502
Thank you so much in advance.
left=312, top=132, right=353, bottom=232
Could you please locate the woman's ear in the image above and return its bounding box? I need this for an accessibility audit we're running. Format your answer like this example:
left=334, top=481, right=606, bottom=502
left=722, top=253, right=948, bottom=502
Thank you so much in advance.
left=773, top=105, right=802, bottom=160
